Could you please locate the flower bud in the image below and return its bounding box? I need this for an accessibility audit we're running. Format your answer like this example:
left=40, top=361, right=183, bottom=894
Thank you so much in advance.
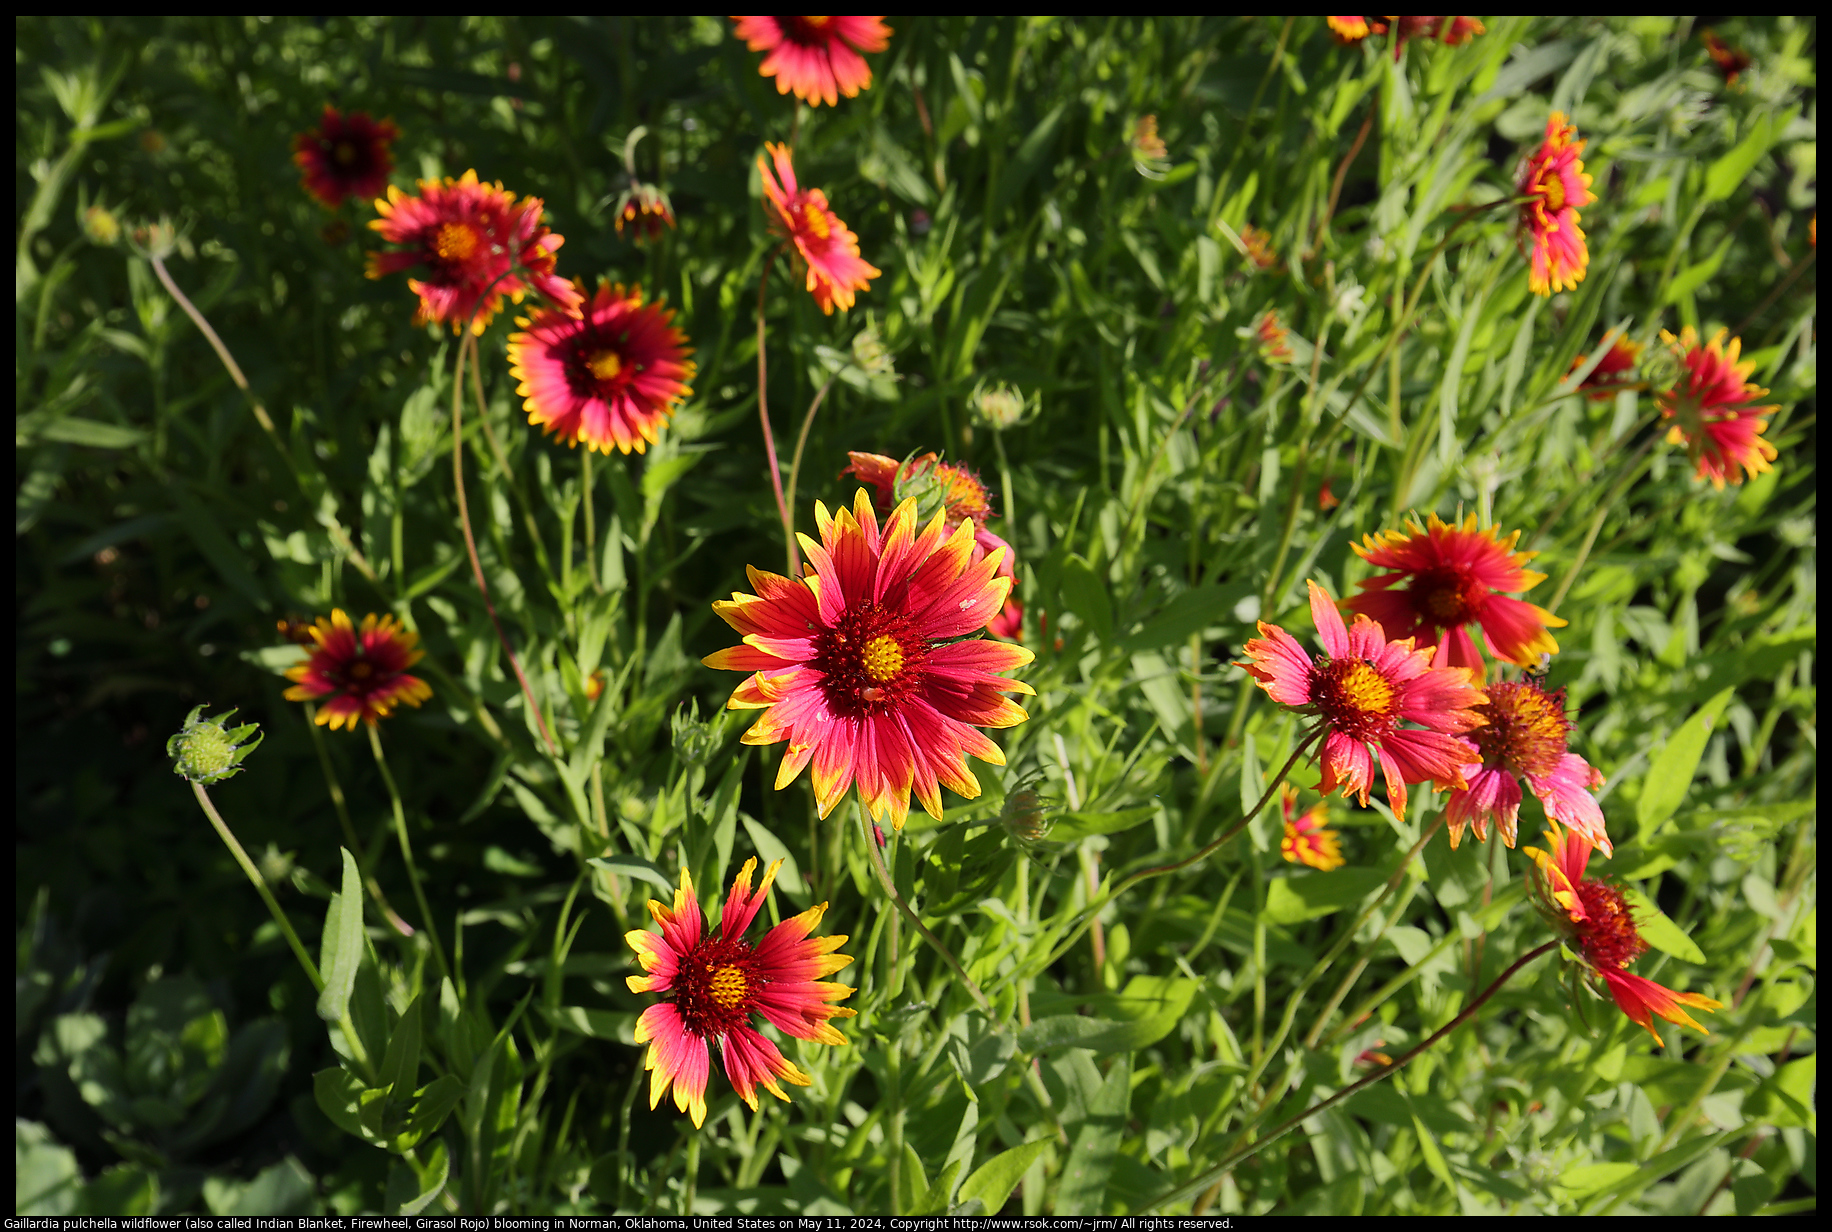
left=168, top=706, right=262, bottom=785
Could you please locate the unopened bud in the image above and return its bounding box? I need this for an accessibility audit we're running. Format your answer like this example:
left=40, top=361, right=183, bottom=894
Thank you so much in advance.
left=168, top=706, right=262, bottom=785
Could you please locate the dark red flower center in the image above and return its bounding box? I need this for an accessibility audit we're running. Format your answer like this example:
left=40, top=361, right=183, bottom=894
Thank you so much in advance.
left=1407, top=564, right=1486, bottom=628
left=788, top=16, right=837, bottom=42
left=333, top=139, right=359, bottom=168
left=671, top=932, right=761, bottom=1040
left=1572, top=879, right=1645, bottom=971
left=812, top=600, right=929, bottom=719
left=567, top=329, right=644, bottom=398
left=1310, top=656, right=1398, bottom=743
left=1468, top=681, right=1569, bottom=777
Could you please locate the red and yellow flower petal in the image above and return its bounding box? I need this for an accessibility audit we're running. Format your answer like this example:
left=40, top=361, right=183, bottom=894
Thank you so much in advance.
left=1601, top=968, right=1723, bottom=1044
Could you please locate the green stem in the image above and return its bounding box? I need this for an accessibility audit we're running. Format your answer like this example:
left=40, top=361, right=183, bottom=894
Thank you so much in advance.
left=304, top=708, right=413, bottom=937
left=1028, top=735, right=1317, bottom=980
left=1136, top=939, right=1559, bottom=1215
left=886, top=1030, right=906, bottom=1213
left=367, top=725, right=453, bottom=988
left=190, top=780, right=322, bottom=991
left=784, top=373, right=838, bottom=551
left=1544, top=434, right=1658, bottom=617
left=681, top=1127, right=700, bottom=1217
left=992, top=427, right=1018, bottom=533
left=448, top=332, right=558, bottom=755
left=856, top=799, right=996, bottom=1018
left=582, top=448, right=598, bottom=593
left=755, top=247, right=797, bottom=574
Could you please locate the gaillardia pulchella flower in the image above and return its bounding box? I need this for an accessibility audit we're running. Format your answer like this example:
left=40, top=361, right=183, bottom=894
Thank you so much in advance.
left=1517, top=112, right=1595, bottom=296
left=759, top=143, right=880, bottom=314
left=732, top=16, right=891, bottom=107
left=1240, top=580, right=1486, bottom=823
left=1526, top=821, right=1721, bottom=1044
left=626, top=859, right=856, bottom=1129
left=1346, top=513, right=1565, bottom=684
left=1656, top=327, right=1780, bottom=489
left=844, top=451, right=1023, bottom=643
left=705, top=489, right=1033, bottom=829
left=1443, top=678, right=1609, bottom=855
left=1279, top=787, right=1345, bottom=872
left=367, top=170, right=582, bottom=334
left=507, top=281, right=695, bottom=455
left=283, top=610, right=432, bottom=731
left=1571, top=333, right=1644, bottom=401
left=293, top=106, right=398, bottom=209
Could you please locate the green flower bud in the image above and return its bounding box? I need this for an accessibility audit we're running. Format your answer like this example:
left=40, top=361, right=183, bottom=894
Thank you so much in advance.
left=168, top=705, right=263, bottom=785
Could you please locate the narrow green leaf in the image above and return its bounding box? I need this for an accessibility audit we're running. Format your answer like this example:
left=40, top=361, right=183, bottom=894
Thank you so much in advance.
left=544, top=1005, right=635, bottom=1041
left=1620, top=886, right=1706, bottom=963
left=315, top=850, right=363, bottom=1024
left=35, top=417, right=146, bottom=449
left=1412, top=1113, right=1455, bottom=1191
left=397, top=1074, right=465, bottom=1151
left=1050, top=806, right=1157, bottom=841
left=1060, top=553, right=1112, bottom=644
left=1635, top=687, right=1735, bottom=837
left=1703, top=106, right=1800, bottom=205
left=377, top=992, right=423, bottom=1100
left=587, top=854, right=676, bottom=895
left=1264, top=867, right=1387, bottom=924
left=958, top=1139, right=1052, bottom=1216
left=1055, top=1052, right=1130, bottom=1212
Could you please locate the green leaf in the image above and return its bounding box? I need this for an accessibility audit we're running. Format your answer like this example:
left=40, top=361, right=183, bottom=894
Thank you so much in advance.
left=1621, top=886, right=1706, bottom=964
left=1051, top=806, right=1157, bottom=841
left=988, top=101, right=1065, bottom=220
left=1055, top=1052, right=1130, bottom=1212
left=202, top=1157, right=317, bottom=1216
left=587, top=854, right=676, bottom=895
left=1703, top=106, right=1800, bottom=205
left=15, top=1119, right=82, bottom=1216
left=34, top=416, right=146, bottom=449
left=1635, top=687, right=1734, bottom=837
left=377, top=992, right=423, bottom=1101
left=958, top=1139, right=1052, bottom=1217
left=385, top=1140, right=449, bottom=1216
left=1412, top=1113, right=1455, bottom=1191
left=896, top=1141, right=930, bottom=1215
left=1553, top=1161, right=1639, bottom=1198
left=1018, top=977, right=1195, bottom=1054
left=1060, top=554, right=1112, bottom=644
left=315, top=850, right=363, bottom=1024
left=311, top=1066, right=370, bottom=1142
left=1664, top=230, right=1735, bottom=305
left=1120, top=582, right=1252, bottom=652
left=395, top=1074, right=465, bottom=1151
left=544, top=1005, right=635, bottom=1041
left=1264, top=867, right=1387, bottom=924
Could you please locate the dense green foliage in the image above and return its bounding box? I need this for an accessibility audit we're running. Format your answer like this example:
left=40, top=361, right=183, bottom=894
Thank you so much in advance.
left=17, top=15, right=1816, bottom=1217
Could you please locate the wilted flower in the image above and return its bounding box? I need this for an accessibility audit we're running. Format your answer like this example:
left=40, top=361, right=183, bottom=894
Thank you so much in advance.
left=1130, top=114, right=1171, bottom=178
left=1239, top=580, right=1487, bottom=823
left=626, top=859, right=856, bottom=1128
left=293, top=106, right=398, bottom=209
left=1247, top=310, right=1293, bottom=363
left=704, top=491, right=1033, bottom=829
left=1240, top=224, right=1279, bottom=272
left=1444, top=679, right=1609, bottom=854
left=732, top=16, right=891, bottom=107
left=614, top=180, right=676, bottom=242
left=758, top=143, right=880, bottom=314
left=1655, top=327, right=1780, bottom=489
left=1517, top=113, right=1595, bottom=296
left=282, top=610, right=433, bottom=731
left=1346, top=513, right=1565, bottom=684
left=1526, top=821, right=1721, bottom=1044
left=507, top=281, right=696, bottom=455
left=80, top=203, right=120, bottom=246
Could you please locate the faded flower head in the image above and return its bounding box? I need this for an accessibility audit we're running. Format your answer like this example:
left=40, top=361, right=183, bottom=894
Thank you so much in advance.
left=971, top=382, right=1030, bottom=431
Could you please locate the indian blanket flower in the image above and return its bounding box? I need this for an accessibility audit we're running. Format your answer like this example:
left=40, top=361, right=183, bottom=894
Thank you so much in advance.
left=759, top=143, right=880, bottom=314
left=1701, top=30, right=1751, bottom=86
left=1328, top=16, right=1483, bottom=57
left=626, top=858, right=856, bottom=1129
left=704, top=489, right=1034, bottom=829
left=282, top=610, right=432, bottom=731
left=1571, top=334, right=1644, bottom=401
left=1655, top=327, right=1780, bottom=489
left=1526, top=821, right=1722, bottom=1044
left=1443, top=678, right=1609, bottom=854
left=507, top=281, right=695, bottom=455
left=293, top=106, right=398, bottom=209
left=1240, top=224, right=1279, bottom=272
left=367, top=170, right=582, bottom=334
left=1517, top=112, right=1595, bottom=296
left=1280, top=788, right=1345, bottom=872
left=1240, top=580, right=1487, bottom=823
left=1346, top=513, right=1565, bottom=684
left=732, top=16, right=891, bottom=107
left=844, top=451, right=1023, bottom=642
left=1250, top=309, right=1293, bottom=364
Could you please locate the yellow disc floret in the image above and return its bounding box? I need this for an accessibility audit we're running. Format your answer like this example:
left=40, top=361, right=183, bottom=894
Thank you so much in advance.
left=862, top=635, right=904, bottom=682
